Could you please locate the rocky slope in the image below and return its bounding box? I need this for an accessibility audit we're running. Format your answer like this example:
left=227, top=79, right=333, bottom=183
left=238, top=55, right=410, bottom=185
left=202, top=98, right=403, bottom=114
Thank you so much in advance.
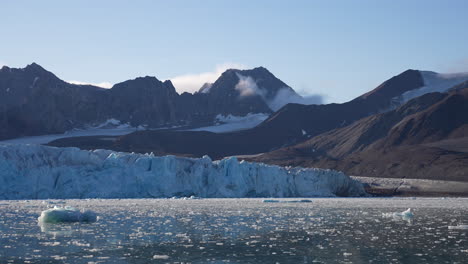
left=251, top=88, right=468, bottom=182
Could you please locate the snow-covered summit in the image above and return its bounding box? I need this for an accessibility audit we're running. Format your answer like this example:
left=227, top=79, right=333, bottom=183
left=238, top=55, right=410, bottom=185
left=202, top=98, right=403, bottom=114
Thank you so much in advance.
left=0, top=144, right=366, bottom=199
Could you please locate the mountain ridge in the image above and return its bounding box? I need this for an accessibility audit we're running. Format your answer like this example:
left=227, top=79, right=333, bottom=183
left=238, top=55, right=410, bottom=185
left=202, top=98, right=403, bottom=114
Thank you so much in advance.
left=48, top=68, right=460, bottom=159
left=0, top=63, right=298, bottom=140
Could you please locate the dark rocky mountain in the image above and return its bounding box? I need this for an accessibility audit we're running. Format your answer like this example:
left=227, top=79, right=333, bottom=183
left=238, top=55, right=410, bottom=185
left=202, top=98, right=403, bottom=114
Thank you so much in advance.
left=0, top=63, right=297, bottom=140
left=251, top=88, right=468, bottom=182
left=49, top=69, right=437, bottom=158
left=0, top=63, right=107, bottom=139
left=450, top=80, right=468, bottom=92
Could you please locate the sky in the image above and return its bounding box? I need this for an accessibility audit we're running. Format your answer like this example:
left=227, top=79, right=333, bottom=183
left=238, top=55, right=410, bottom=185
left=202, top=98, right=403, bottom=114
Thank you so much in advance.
left=1, top=0, right=468, bottom=103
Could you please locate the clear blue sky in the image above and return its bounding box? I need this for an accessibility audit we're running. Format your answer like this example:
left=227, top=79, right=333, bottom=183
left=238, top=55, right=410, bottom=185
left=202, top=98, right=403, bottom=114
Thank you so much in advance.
left=2, top=0, right=468, bottom=103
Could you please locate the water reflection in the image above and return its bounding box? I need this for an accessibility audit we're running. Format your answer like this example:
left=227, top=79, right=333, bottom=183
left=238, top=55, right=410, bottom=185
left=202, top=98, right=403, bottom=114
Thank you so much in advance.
left=38, top=222, right=75, bottom=237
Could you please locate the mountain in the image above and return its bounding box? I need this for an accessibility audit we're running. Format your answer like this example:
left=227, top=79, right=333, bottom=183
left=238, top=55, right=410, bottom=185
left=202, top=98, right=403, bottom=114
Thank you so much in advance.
left=0, top=63, right=299, bottom=140
left=49, top=69, right=468, bottom=159
left=0, top=63, right=107, bottom=139
left=251, top=88, right=468, bottom=182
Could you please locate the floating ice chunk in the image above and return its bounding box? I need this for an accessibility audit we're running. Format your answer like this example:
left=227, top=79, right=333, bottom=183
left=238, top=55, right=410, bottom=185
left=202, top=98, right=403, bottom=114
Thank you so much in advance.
left=382, top=208, right=414, bottom=221
left=183, top=196, right=202, bottom=200
left=263, top=199, right=312, bottom=203
left=394, top=208, right=414, bottom=218
left=448, top=224, right=468, bottom=230
left=38, top=206, right=97, bottom=223
left=153, top=255, right=170, bottom=260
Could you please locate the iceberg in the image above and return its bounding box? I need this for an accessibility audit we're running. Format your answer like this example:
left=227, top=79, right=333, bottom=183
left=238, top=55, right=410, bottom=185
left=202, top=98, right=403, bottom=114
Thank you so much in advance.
left=382, top=208, right=414, bottom=222
left=394, top=208, right=414, bottom=218
left=38, top=206, right=97, bottom=223
left=0, top=144, right=366, bottom=199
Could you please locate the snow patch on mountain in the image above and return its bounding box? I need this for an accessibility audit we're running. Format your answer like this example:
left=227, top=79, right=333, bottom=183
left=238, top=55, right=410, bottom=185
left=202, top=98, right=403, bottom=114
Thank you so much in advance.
left=0, top=119, right=146, bottom=145
left=0, top=145, right=366, bottom=199
left=398, top=71, right=468, bottom=104
left=188, top=113, right=269, bottom=133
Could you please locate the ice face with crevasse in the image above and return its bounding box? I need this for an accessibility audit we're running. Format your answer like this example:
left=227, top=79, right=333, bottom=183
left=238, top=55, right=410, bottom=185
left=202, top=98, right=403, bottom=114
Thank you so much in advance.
left=0, top=144, right=366, bottom=199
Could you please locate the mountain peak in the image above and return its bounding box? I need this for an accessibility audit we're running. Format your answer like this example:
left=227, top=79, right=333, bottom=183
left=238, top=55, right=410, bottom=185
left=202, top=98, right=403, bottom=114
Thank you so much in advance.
left=25, top=62, right=46, bottom=71
left=220, top=66, right=272, bottom=77
left=111, top=75, right=178, bottom=95
left=356, top=69, right=424, bottom=102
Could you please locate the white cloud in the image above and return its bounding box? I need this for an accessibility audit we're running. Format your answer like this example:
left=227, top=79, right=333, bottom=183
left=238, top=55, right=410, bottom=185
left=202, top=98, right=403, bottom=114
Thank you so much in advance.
left=234, top=73, right=324, bottom=111
left=170, top=63, right=247, bottom=94
left=235, top=73, right=265, bottom=97
left=268, top=88, right=324, bottom=111
left=68, top=80, right=113, bottom=88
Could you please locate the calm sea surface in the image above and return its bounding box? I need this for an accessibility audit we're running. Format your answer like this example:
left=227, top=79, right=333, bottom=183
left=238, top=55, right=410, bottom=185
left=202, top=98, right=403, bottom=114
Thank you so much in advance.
left=1, top=198, right=468, bottom=263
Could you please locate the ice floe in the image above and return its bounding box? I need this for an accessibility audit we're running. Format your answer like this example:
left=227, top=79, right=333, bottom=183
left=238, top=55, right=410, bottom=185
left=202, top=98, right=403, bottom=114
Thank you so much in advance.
left=38, top=206, right=97, bottom=223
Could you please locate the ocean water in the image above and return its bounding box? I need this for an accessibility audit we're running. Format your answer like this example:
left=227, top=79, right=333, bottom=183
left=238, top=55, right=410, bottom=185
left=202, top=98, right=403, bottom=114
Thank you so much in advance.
left=1, top=198, right=467, bottom=263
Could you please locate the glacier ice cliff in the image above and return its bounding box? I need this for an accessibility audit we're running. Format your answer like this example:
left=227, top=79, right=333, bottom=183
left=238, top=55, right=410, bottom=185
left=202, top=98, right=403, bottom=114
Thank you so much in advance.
left=0, top=145, right=366, bottom=199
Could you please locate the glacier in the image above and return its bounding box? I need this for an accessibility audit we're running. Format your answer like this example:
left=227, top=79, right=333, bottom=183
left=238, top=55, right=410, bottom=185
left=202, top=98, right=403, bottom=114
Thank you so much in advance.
left=0, top=144, right=366, bottom=199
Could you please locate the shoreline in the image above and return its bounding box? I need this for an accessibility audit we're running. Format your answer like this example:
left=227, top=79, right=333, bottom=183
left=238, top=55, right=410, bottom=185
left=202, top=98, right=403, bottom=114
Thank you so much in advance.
left=352, top=176, right=468, bottom=197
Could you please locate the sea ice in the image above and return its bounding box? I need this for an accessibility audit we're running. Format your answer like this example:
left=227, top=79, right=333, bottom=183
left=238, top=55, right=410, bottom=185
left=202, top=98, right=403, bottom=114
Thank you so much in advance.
left=38, top=206, right=97, bottom=223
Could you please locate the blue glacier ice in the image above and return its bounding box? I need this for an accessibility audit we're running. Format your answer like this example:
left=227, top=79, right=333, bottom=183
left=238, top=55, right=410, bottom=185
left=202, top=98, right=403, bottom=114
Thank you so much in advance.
left=0, top=144, right=366, bottom=199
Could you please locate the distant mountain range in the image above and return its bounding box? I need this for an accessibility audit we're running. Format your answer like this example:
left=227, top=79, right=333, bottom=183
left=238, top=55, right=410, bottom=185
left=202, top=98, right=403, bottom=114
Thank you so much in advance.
left=3, top=63, right=468, bottom=181
left=50, top=69, right=468, bottom=159
left=0, top=63, right=297, bottom=140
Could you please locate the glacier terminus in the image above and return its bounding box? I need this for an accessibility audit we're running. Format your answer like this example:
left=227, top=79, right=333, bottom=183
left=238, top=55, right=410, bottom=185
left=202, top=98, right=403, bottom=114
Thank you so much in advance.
left=0, top=144, right=366, bottom=199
